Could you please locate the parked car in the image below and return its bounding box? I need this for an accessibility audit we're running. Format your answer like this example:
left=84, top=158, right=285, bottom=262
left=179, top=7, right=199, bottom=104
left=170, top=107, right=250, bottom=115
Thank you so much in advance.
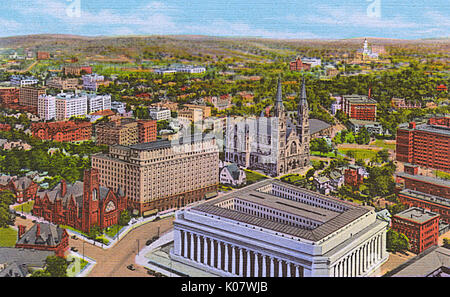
left=127, top=264, right=136, bottom=271
left=152, top=235, right=159, bottom=241
left=20, top=215, right=26, bottom=219
left=70, top=247, right=78, bottom=252
left=71, top=235, right=78, bottom=240
left=146, top=239, right=153, bottom=246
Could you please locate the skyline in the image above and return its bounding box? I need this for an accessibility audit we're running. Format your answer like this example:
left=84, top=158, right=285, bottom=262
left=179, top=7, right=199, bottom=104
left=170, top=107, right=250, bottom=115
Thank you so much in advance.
left=0, top=0, right=449, bottom=40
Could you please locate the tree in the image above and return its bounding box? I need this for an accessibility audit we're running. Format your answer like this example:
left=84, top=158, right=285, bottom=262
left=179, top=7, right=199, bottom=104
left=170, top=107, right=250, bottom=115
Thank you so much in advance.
left=44, top=255, right=69, bottom=277
left=386, top=229, right=409, bottom=253
left=355, top=127, right=370, bottom=145
left=305, top=168, right=315, bottom=180
left=119, top=210, right=131, bottom=226
left=377, top=149, right=390, bottom=163
left=30, top=269, right=52, bottom=277
left=88, top=225, right=102, bottom=240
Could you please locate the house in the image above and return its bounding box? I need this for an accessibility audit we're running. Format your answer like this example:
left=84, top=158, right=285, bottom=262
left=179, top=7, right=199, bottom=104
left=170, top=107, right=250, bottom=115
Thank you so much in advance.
left=313, top=176, right=332, bottom=195
left=0, top=175, right=39, bottom=203
left=15, top=223, right=69, bottom=258
left=328, top=170, right=344, bottom=191
left=220, top=164, right=246, bottom=187
left=0, top=247, right=53, bottom=277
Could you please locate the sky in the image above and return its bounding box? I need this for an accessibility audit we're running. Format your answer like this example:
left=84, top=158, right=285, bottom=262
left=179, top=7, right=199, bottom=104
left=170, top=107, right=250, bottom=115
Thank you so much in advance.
left=0, top=0, right=448, bottom=39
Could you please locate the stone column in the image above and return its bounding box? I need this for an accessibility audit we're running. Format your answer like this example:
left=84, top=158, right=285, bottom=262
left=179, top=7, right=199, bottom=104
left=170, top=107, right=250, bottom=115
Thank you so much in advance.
left=254, top=252, right=259, bottom=277
left=232, top=246, right=236, bottom=275
left=197, top=234, right=201, bottom=262
left=295, top=265, right=300, bottom=277
left=217, top=241, right=222, bottom=270
left=270, top=257, right=275, bottom=277
left=262, top=255, right=267, bottom=277
left=210, top=239, right=215, bottom=267
left=246, top=250, right=251, bottom=277
left=183, top=231, right=188, bottom=258
left=224, top=244, right=229, bottom=272
left=239, top=248, right=244, bottom=277
left=278, top=260, right=283, bottom=277
left=190, top=232, right=195, bottom=260
left=203, top=237, right=208, bottom=265
left=286, top=262, right=291, bottom=277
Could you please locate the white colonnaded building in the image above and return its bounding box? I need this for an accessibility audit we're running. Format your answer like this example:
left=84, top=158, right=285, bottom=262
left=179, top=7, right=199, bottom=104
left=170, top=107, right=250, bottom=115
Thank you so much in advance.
left=170, top=179, right=389, bottom=277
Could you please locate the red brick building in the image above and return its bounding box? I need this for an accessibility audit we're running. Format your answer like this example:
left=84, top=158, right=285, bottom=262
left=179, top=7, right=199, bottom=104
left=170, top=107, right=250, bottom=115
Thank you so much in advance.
left=0, top=123, right=11, bottom=132
left=289, top=57, right=311, bottom=71
left=37, top=52, right=50, bottom=60
left=31, top=121, right=92, bottom=142
left=137, top=120, right=157, bottom=143
left=16, top=223, right=69, bottom=258
left=63, top=65, right=92, bottom=76
left=344, top=165, right=364, bottom=188
left=0, top=176, right=39, bottom=203
left=342, top=95, right=377, bottom=121
left=32, top=169, right=128, bottom=233
left=0, top=87, right=19, bottom=106
left=396, top=165, right=450, bottom=224
left=396, top=117, right=450, bottom=172
left=391, top=207, right=440, bottom=254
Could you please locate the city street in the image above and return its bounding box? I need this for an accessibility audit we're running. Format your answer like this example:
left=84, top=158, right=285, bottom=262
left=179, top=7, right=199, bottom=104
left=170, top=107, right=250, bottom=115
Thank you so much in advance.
left=70, top=216, right=175, bottom=277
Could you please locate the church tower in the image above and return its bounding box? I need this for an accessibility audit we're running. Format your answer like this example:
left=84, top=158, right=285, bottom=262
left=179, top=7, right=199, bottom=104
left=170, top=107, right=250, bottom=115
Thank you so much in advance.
left=274, top=77, right=287, bottom=175
left=82, top=169, right=100, bottom=233
left=297, top=77, right=310, bottom=145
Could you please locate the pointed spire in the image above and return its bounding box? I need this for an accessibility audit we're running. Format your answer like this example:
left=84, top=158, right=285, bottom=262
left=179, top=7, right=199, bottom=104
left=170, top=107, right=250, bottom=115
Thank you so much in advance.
left=299, top=77, right=308, bottom=112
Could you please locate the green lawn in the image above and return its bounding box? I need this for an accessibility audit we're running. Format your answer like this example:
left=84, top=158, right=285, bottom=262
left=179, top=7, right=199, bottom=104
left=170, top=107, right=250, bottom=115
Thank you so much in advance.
left=310, top=151, right=337, bottom=158
left=13, top=201, right=35, bottom=213
left=338, top=148, right=379, bottom=160
left=0, top=227, right=17, bottom=247
left=104, top=225, right=123, bottom=238
left=244, top=169, right=268, bottom=184
left=59, top=225, right=89, bottom=237
left=435, top=170, right=450, bottom=180
left=371, top=139, right=396, bottom=150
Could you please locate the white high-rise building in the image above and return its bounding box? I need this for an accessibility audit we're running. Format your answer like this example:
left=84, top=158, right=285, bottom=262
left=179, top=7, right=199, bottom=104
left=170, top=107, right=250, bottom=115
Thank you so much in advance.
left=87, top=94, right=111, bottom=113
left=82, top=74, right=105, bottom=91
left=55, top=93, right=88, bottom=121
left=37, top=95, right=56, bottom=121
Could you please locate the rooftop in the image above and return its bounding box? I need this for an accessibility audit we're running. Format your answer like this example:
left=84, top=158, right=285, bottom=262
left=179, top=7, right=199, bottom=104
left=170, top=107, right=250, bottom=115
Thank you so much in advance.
left=343, top=95, right=377, bottom=104
left=394, top=207, right=440, bottom=224
left=396, top=172, right=450, bottom=189
left=189, top=179, right=370, bottom=242
left=399, top=189, right=450, bottom=208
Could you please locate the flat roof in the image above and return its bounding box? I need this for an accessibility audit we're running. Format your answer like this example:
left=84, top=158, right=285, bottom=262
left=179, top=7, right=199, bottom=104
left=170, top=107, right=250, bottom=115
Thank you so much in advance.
left=400, top=189, right=450, bottom=208
left=397, top=172, right=450, bottom=189
left=394, top=207, right=440, bottom=224
left=190, top=179, right=370, bottom=242
left=343, top=95, right=377, bottom=104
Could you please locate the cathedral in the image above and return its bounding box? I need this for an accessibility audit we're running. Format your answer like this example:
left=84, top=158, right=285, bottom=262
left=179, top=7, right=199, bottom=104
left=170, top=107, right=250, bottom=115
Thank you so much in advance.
left=224, top=78, right=310, bottom=177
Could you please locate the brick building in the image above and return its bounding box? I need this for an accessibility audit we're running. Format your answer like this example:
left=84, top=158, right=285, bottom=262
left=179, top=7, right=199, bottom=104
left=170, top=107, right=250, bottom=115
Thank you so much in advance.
left=0, top=123, right=11, bottom=132
left=19, top=86, right=46, bottom=113
left=344, top=165, right=365, bottom=188
left=0, top=176, right=39, bottom=203
left=289, top=57, right=312, bottom=71
left=0, top=87, right=19, bottom=106
left=63, top=65, right=93, bottom=76
left=391, top=207, right=440, bottom=254
left=32, top=169, right=128, bottom=233
left=46, top=76, right=79, bottom=90
left=91, top=135, right=219, bottom=215
left=396, top=117, right=450, bottom=172
left=396, top=164, right=450, bottom=224
left=16, top=223, right=69, bottom=258
left=342, top=95, right=377, bottom=121
left=36, top=52, right=50, bottom=60
left=95, top=118, right=156, bottom=146
left=31, top=121, right=92, bottom=142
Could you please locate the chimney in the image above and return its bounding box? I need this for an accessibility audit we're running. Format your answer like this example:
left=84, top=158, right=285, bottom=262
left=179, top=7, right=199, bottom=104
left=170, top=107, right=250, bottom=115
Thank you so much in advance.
left=18, top=225, right=26, bottom=239
left=368, top=88, right=372, bottom=99
left=61, top=180, right=67, bottom=197
left=409, top=122, right=416, bottom=129
left=36, top=223, right=41, bottom=237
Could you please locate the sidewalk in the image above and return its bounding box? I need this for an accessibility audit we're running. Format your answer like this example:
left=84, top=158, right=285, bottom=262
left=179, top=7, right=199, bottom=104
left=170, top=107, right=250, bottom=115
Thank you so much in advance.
left=67, top=251, right=97, bottom=277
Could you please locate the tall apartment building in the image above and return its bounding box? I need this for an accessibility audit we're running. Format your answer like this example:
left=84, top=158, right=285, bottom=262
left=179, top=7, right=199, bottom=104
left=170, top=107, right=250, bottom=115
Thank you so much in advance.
left=95, top=118, right=156, bottom=146
left=87, top=93, right=111, bottom=113
left=342, top=95, right=377, bottom=121
left=178, top=108, right=203, bottom=123
left=149, top=107, right=171, bottom=121
left=183, top=104, right=212, bottom=118
left=396, top=117, right=450, bottom=172
left=391, top=207, right=440, bottom=254
left=55, top=93, right=88, bottom=121
left=46, top=76, right=79, bottom=90
left=37, top=95, right=56, bottom=121
left=19, top=86, right=46, bottom=112
left=0, top=87, right=19, bottom=105
left=91, top=135, right=219, bottom=215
